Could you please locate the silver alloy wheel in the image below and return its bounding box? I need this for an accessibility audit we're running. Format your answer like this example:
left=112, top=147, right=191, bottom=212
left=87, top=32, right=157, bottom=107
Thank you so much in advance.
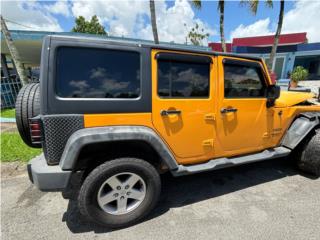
left=97, top=172, right=146, bottom=215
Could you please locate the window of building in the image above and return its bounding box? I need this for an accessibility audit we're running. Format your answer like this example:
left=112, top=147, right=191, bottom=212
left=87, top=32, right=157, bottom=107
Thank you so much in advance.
left=224, top=62, right=266, bottom=98
left=264, top=57, right=285, bottom=80
left=157, top=60, right=210, bottom=98
left=56, top=47, right=140, bottom=98
left=294, top=55, right=320, bottom=80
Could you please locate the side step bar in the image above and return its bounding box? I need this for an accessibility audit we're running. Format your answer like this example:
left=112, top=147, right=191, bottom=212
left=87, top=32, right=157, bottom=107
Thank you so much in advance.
left=172, top=147, right=291, bottom=176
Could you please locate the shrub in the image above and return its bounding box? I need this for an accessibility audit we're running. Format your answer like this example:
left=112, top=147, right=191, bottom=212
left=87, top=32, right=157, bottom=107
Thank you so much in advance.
left=291, top=66, right=309, bottom=83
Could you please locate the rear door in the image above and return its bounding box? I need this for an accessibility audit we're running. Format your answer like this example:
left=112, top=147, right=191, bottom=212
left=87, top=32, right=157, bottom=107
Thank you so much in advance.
left=151, top=50, right=215, bottom=165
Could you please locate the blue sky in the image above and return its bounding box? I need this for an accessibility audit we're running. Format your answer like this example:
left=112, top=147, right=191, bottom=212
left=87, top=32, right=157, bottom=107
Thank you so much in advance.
left=195, top=0, right=295, bottom=42
left=2, top=1, right=320, bottom=44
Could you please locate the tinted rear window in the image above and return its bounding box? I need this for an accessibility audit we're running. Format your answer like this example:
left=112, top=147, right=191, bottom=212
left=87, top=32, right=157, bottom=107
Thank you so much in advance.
left=56, top=47, right=140, bottom=98
left=158, top=60, right=210, bottom=98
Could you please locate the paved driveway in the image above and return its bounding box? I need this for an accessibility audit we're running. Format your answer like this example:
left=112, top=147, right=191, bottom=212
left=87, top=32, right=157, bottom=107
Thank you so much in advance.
left=2, top=158, right=320, bottom=240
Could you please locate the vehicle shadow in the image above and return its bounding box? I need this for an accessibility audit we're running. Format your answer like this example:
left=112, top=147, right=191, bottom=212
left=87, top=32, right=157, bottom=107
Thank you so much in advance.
left=62, top=158, right=314, bottom=234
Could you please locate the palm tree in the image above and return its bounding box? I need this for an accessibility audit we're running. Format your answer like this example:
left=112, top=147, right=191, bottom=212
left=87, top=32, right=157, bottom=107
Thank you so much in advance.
left=149, top=0, right=159, bottom=44
left=269, top=0, right=285, bottom=71
left=191, top=0, right=227, bottom=52
left=241, top=0, right=273, bottom=15
left=191, top=0, right=202, bottom=9
left=218, top=0, right=226, bottom=52
left=241, top=0, right=285, bottom=71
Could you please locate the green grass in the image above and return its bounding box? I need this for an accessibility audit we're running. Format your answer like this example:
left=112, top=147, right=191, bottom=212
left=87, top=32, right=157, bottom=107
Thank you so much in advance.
left=1, top=108, right=16, bottom=118
left=1, top=132, right=42, bottom=162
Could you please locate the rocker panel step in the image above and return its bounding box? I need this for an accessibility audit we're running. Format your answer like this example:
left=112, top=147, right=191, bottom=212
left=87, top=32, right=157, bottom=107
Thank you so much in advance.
left=172, top=147, right=291, bottom=176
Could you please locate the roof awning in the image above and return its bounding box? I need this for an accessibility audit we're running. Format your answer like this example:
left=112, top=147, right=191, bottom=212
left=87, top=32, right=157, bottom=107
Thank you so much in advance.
left=1, top=30, right=106, bottom=66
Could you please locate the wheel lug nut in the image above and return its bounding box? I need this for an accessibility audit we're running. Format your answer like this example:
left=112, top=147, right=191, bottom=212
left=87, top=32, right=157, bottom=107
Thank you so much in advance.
left=125, top=185, right=129, bottom=189
left=114, top=193, right=119, bottom=197
left=127, top=192, right=131, bottom=195
left=116, top=186, right=121, bottom=190
left=120, top=196, right=125, bottom=200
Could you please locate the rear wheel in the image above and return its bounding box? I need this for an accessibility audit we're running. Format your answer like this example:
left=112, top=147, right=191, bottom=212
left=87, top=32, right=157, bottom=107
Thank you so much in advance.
left=295, top=128, right=320, bottom=177
left=78, top=158, right=161, bottom=228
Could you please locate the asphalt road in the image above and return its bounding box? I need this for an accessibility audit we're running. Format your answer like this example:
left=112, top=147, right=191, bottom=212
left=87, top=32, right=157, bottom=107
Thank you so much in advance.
left=2, top=158, right=320, bottom=240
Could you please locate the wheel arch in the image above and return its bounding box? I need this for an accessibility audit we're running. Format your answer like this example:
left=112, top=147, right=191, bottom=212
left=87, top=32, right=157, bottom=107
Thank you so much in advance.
left=281, top=112, right=320, bottom=150
left=59, top=126, right=179, bottom=172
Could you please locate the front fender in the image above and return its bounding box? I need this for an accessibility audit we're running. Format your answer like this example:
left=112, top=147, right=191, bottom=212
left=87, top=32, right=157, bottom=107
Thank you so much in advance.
left=59, top=126, right=179, bottom=171
left=281, top=112, right=320, bottom=149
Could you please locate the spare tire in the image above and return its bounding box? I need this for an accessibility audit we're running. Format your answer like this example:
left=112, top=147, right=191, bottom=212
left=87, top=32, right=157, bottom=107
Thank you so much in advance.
left=15, top=83, right=41, bottom=148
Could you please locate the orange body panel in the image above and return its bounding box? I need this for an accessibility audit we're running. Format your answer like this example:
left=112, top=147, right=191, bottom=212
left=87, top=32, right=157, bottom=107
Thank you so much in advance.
left=83, top=50, right=320, bottom=166
left=84, top=113, right=153, bottom=128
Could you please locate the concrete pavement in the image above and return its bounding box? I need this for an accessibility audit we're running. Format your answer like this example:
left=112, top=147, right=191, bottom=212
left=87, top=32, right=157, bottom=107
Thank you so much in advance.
left=1, top=158, right=320, bottom=240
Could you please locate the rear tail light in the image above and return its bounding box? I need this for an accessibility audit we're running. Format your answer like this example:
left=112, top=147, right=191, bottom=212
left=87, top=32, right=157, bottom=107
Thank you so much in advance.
left=29, top=118, right=42, bottom=145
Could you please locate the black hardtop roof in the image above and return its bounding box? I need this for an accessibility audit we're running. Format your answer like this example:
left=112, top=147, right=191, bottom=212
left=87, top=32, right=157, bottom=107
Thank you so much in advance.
left=47, top=34, right=262, bottom=61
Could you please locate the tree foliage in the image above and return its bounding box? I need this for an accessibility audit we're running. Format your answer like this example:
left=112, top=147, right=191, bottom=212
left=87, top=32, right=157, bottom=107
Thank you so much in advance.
left=191, top=0, right=202, bottom=9
left=191, top=0, right=226, bottom=52
left=71, top=15, right=107, bottom=35
left=240, top=0, right=273, bottom=15
left=186, top=23, right=210, bottom=46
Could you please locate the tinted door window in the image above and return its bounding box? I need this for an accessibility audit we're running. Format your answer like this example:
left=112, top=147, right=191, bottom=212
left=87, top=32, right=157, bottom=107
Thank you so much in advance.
left=158, top=60, right=210, bottom=98
left=56, top=47, right=140, bottom=98
left=224, top=63, right=266, bottom=98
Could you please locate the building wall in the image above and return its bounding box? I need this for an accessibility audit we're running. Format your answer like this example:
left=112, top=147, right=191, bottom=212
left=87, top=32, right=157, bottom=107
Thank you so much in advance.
left=242, top=50, right=320, bottom=80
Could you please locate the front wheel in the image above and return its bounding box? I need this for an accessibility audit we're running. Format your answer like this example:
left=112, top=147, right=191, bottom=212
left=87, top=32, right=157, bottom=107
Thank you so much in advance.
left=295, top=128, right=320, bottom=177
left=78, top=158, right=161, bottom=228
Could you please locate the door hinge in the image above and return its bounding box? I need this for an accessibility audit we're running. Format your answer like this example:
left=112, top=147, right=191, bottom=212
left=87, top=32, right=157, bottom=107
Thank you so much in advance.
left=202, top=139, right=214, bottom=147
left=262, top=132, right=270, bottom=139
left=204, top=114, right=215, bottom=121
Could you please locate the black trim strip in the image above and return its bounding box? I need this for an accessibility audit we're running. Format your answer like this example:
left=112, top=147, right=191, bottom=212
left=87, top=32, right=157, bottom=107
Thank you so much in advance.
left=49, top=35, right=265, bottom=61
left=155, top=52, right=212, bottom=64
left=222, top=58, right=261, bottom=68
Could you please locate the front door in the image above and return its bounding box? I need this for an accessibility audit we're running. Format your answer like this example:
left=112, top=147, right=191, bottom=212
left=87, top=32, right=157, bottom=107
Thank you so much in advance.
left=151, top=50, right=215, bottom=164
left=215, top=56, right=270, bottom=157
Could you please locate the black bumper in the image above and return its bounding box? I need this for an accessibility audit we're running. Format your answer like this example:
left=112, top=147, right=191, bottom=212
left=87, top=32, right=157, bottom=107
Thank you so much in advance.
left=27, top=155, right=72, bottom=191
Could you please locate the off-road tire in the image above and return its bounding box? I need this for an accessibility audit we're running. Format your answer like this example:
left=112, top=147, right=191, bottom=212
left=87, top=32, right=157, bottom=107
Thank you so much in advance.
left=15, top=83, right=41, bottom=148
left=78, top=158, right=161, bottom=228
left=296, top=128, right=320, bottom=177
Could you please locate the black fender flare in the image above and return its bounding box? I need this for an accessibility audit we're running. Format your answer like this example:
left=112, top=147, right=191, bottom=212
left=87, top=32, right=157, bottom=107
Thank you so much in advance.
left=281, top=112, right=320, bottom=150
left=59, top=126, right=179, bottom=171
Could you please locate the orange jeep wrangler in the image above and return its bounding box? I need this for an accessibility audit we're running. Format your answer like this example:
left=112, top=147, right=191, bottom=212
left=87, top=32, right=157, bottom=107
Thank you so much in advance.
left=16, top=35, right=320, bottom=228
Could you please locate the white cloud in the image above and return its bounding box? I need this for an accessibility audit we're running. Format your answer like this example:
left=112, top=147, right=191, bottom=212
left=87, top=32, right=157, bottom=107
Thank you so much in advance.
left=71, top=0, right=148, bottom=37
left=71, top=0, right=215, bottom=44
left=2, top=0, right=214, bottom=44
left=282, top=0, right=320, bottom=42
left=1, top=1, right=63, bottom=32
left=137, top=0, right=216, bottom=44
left=44, top=0, right=71, bottom=18
left=230, top=0, right=320, bottom=42
left=230, top=18, right=273, bottom=39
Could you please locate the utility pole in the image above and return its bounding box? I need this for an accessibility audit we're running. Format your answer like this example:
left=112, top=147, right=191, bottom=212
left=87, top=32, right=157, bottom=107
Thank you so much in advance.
left=1, top=15, right=28, bottom=85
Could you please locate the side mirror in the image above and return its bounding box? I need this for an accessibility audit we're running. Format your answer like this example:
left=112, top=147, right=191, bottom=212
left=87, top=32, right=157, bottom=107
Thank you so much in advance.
left=266, top=85, right=281, bottom=107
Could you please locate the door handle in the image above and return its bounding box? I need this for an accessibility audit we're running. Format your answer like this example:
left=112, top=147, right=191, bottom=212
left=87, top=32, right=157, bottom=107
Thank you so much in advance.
left=220, top=107, right=238, bottom=114
left=160, top=110, right=181, bottom=116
